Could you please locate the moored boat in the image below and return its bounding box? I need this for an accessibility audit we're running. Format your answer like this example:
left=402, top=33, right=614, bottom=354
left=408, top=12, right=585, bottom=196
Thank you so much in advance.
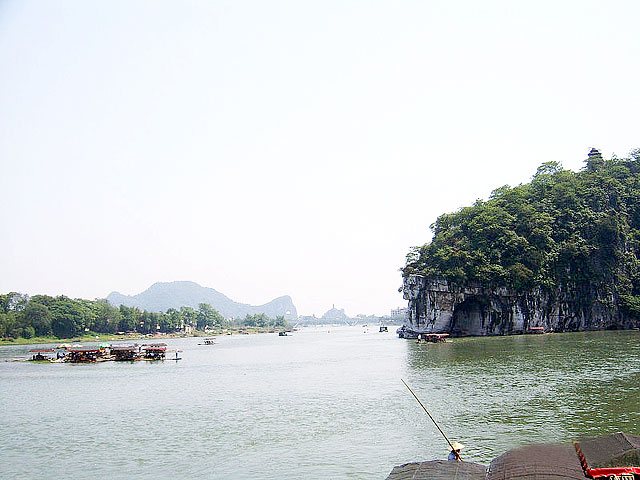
left=67, top=347, right=102, bottom=363
left=385, top=433, right=640, bottom=480
left=142, top=343, right=167, bottom=360
left=111, top=344, right=139, bottom=361
left=417, top=333, right=449, bottom=344
left=28, top=349, right=54, bottom=361
left=527, top=326, right=546, bottom=334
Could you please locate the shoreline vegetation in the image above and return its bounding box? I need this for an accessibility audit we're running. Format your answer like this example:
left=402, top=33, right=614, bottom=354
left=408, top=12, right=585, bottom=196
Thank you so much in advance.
left=0, top=291, right=289, bottom=344
left=0, top=326, right=287, bottom=346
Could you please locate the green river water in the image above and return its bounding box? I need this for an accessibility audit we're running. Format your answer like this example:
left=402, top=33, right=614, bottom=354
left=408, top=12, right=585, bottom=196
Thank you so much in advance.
left=1, top=327, right=638, bottom=479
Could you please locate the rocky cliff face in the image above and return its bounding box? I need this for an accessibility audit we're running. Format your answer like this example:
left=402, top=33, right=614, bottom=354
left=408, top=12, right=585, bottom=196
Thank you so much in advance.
left=401, top=275, right=633, bottom=336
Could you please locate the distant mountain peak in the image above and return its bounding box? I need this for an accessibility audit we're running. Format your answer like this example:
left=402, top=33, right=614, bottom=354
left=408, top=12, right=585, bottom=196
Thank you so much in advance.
left=148, top=280, right=209, bottom=290
left=106, top=281, right=297, bottom=320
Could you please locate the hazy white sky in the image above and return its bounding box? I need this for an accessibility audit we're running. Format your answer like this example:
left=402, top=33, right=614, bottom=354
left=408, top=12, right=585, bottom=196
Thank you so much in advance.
left=1, top=0, right=638, bottom=316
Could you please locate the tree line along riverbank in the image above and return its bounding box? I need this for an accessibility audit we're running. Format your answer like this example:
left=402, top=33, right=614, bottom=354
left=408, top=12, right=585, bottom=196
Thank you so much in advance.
left=0, top=292, right=288, bottom=343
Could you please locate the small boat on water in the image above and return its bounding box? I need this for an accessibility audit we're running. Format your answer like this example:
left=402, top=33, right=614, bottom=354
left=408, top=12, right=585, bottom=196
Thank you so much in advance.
left=527, top=326, right=546, bottom=334
left=168, top=349, right=182, bottom=360
left=397, top=325, right=450, bottom=342
left=198, top=337, right=216, bottom=345
left=278, top=331, right=288, bottom=336
left=417, top=333, right=449, bottom=344
left=67, top=347, right=103, bottom=363
left=111, top=345, right=139, bottom=361
left=379, top=325, right=388, bottom=333
left=28, top=349, right=54, bottom=361
left=142, top=343, right=167, bottom=360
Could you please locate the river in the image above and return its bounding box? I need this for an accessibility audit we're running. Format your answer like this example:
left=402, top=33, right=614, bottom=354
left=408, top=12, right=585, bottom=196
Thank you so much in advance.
left=1, top=327, right=638, bottom=479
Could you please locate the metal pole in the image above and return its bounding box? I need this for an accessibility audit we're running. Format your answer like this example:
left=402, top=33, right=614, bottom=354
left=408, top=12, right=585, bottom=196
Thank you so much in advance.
left=401, top=378, right=462, bottom=461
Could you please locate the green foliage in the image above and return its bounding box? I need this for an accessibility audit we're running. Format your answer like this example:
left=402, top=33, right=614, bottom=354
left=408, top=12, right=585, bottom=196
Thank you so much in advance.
left=0, top=312, right=20, bottom=339
left=22, top=325, right=35, bottom=339
left=197, top=303, right=225, bottom=329
left=161, top=308, right=183, bottom=331
left=239, top=313, right=288, bottom=328
left=90, top=300, right=120, bottom=334
left=403, top=149, right=640, bottom=318
left=0, top=293, right=233, bottom=340
left=179, top=306, right=197, bottom=328
left=0, top=292, right=28, bottom=313
left=118, top=305, right=140, bottom=332
left=22, top=302, right=52, bottom=336
left=49, top=296, right=91, bottom=338
left=620, top=295, right=640, bottom=317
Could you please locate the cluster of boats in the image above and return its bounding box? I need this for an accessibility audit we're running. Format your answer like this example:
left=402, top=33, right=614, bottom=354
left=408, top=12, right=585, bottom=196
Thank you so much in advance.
left=29, top=343, right=180, bottom=363
left=396, top=324, right=549, bottom=339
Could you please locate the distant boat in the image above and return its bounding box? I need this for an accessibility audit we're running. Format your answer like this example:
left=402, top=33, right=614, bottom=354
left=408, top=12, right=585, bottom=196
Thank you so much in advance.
left=417, top=333, right=449, bottom=344
left=278, top=331, right=288, bottom=336
left=111, top=345, right=139, bottom=361
left=28, top=349, right=54, bottom=361
left=527, top=326, right=546, bottom=334
left=67, top=347, right=102, bottom=362
left=142, top=344, right=167, bottom=360
left=379, top=325, right=388, bottom=332
left=198, top=337, right=216, bottom=345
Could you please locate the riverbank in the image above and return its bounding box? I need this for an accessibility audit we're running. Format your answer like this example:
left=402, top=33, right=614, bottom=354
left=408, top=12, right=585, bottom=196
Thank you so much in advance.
left=0, top=326, right=288, bottom=346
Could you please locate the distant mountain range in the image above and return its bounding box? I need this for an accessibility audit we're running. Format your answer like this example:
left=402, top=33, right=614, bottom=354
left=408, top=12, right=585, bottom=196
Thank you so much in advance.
left=106, top=281, right=297, bottom=320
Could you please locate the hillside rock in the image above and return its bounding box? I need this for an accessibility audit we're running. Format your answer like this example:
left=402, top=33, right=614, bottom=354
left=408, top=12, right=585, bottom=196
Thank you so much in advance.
left=401, top=275, right=634, bottom=336
left=107, top=281, right=297, bottom=320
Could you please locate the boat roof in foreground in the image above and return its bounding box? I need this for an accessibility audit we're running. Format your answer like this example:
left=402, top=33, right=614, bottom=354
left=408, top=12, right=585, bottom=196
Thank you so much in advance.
left=487, top=442, right=586, bottom=480
left=386, top=460, right=487, bottom=480
left=387, top=433, right=640, bottom=480
left=577, top=432, right=640, bottom=469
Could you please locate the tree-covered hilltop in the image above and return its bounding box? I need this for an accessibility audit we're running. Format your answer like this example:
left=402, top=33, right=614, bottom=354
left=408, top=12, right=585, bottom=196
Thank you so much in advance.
left=403, top=148, right=640, bottom=320
left=0, top=292, right=288, bottom=340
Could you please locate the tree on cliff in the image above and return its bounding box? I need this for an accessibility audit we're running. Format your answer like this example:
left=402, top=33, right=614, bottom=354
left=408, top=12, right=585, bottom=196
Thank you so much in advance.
left=403, top=148, right=640, bottom=320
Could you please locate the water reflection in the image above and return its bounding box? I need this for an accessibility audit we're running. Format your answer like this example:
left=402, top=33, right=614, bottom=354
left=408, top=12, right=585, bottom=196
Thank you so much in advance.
left=403, top=330, right=640, bottom=462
